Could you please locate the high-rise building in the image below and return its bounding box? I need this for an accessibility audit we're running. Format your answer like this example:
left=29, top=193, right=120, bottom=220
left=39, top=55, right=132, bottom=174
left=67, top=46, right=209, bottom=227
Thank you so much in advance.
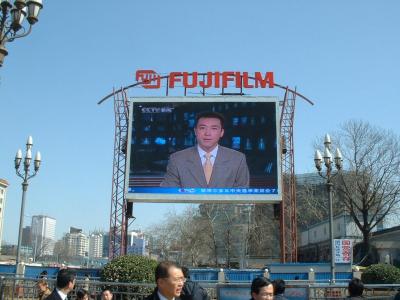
left=127, top=230, right=146, bottom=256
left=102, top=232, right=109, bottom=258
left=0, top=179, right=9, bottom=251
left=89, top=232, right=103, bottom=258
left=31, top=215, right=56, bottom=257
left=64, top=227, right=88, bottom=257
left=22, top=226, right=32, bottom=247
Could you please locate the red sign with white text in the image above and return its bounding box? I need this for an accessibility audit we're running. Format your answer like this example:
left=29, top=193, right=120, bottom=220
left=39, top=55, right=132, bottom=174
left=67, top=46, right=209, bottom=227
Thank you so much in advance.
left=135, top=70, right=274, bottom=89
left=334, top=239, right=352, bottom=263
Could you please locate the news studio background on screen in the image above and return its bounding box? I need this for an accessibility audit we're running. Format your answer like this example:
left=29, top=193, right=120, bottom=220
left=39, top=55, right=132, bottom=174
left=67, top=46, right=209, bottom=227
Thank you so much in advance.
left=125, top=97, right=282, bottom=203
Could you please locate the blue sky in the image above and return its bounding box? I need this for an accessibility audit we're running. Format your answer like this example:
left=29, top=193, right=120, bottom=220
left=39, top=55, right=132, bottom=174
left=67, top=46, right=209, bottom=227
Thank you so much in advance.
left=1, top=0, right=400, bottom=243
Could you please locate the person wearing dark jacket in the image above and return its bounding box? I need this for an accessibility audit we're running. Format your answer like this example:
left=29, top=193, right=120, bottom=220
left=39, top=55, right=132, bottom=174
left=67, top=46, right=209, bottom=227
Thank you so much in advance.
left=394, top=289, right=400, bottom=300
left=250, top=277, right=274, bottom=300
left=347, top=278, right=364, bottom=299
left=272, top=279, right=287, bottom=300
left=145, top=261, right=184, bottom=300
left=180, top=267, right=209, bottom=300
left=45, top=269, right=76, bottom=300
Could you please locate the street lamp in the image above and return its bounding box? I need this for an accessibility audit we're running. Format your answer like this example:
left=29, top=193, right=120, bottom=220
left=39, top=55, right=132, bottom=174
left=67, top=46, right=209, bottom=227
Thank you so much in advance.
left=314, top=133, right=342, bottom=285
left=0, top=0, right=43, bottom=66
left=15, top=136, right=41, bottom=270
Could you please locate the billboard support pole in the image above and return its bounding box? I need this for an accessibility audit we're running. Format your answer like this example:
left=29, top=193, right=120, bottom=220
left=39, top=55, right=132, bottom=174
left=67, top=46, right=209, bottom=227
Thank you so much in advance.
left=280, top=87, right=298, bottom=262
left=108, top=88, right=130, bottom=259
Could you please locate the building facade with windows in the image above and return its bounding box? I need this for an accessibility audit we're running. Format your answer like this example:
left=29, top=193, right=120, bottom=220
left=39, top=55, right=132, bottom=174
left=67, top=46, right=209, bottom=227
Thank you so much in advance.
left=64, top=227, right=89, bottom=257
left=31, top=215, right=56, bottom=257
left=89, top=232, right=103, bottom=258
left=0, top=179, right=9, bottom=252
left=127, top=230, right=146, bottom=256
left=299, top=213, right=385, bottom=262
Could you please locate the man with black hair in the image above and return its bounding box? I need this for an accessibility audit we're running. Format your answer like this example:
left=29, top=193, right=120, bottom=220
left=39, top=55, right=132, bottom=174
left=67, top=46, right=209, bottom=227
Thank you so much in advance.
left=161, top=111, right=249, bottom=188
left=76, top=289, right=89, bottom=300
left=145, top=261, right=184, bottom=300
left=180, top=267, right=209, bottom=300
left=101, top=287, right=113, bottom=300
left=46, top=269, right=76, bottom=300
left=39, top=270, right=48, bottom=279
left=272, top=279, right=287, bottom=300
left=250, top=277, right=274, bottom=300
left=348, top=278, right=364, bottom=299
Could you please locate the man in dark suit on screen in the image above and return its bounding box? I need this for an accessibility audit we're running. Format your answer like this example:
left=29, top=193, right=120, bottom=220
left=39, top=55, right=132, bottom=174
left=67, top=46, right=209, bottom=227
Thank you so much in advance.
left=46, top=269, right=76, bottom=300
left=160, top=111, right=249, bottom=188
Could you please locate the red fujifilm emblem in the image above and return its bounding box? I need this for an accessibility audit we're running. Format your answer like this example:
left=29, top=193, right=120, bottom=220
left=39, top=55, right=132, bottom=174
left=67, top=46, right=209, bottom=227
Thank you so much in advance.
left=135, top=70, right=274, bottom=89
left=135, top=70, right=161, bottom=89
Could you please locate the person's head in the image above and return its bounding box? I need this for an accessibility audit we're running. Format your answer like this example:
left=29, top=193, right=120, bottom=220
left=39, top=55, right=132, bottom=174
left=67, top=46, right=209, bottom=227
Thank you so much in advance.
left=155, top=261, right=185, bottom=299
left=37, top=279, right=49, bottom=292
left=101, top=288, right=113, bottom=300
left=251, top=277, right=274, bottom=300
left=194, top=111, right=225, bottom=152
left=77, top=289, right=89, bottom=300
left=272, top=279, right=285, bottom=295
left=56, top=269, right=76, bottom=291
left=348, top=278, right=364, bottom=297
left=181, top=266, right=190, bottom=279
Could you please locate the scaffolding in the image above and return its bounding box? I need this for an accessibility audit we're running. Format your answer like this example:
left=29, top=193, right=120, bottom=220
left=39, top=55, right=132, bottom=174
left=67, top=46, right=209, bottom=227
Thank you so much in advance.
left=98, top=74, right=313, bottom=260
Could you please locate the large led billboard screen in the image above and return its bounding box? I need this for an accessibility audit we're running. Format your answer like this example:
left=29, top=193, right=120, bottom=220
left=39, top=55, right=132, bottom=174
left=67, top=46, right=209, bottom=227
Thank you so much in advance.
left=125, top=97, right=282, bottom=203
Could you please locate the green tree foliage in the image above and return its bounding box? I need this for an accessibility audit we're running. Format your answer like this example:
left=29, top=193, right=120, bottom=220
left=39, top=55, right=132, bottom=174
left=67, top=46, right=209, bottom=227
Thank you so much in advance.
left=101, top=255, right=158, bottom=283
left=361, top=264, right=400, bottom=284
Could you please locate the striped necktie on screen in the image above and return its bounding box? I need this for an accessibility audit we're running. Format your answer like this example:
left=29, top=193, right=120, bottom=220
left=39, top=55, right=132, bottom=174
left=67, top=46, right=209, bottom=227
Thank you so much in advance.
left=203, top=152, right=213, bottom=184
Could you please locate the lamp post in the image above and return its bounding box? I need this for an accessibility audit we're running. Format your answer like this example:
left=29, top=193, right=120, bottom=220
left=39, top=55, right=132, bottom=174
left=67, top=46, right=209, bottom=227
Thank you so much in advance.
left=0, top=0, right=43, bottom=66
left=314, top=134, right=342, bottom=285
left=15, top=136, right=41, bottom=270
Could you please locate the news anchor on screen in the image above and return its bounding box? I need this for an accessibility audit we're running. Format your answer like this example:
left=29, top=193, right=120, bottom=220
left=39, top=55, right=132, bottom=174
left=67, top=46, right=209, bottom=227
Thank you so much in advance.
left=160, top=111, right=250, bottom=188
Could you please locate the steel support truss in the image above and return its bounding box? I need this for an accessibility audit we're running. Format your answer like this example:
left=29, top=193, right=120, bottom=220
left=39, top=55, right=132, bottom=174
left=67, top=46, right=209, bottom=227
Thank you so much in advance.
left=280, top=88, right=298, bottom=262
left=100, top=74, right=313, bottom=261
left=108, top=88, right=129, bottom=258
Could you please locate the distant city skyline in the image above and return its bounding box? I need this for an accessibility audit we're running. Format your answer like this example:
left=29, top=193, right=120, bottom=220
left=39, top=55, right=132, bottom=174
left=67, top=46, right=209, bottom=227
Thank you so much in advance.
left=1, top=219, right=108, bottom=246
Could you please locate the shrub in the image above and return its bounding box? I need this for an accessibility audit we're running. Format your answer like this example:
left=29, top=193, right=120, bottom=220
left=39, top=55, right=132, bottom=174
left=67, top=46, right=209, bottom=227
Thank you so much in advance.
left=100, top=255, right=158, bottom=297
left=101, top=255, right=158, bottom=283
left=361, top=264, right=400, bottom=284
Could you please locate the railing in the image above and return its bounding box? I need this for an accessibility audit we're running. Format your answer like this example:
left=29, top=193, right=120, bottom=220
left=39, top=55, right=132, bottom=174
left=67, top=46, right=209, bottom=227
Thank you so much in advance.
left=0, top=276, right=399, bottom=300
left=0, top=277, right=155, bottom=300
left=308, top=283, right=400, bottom=300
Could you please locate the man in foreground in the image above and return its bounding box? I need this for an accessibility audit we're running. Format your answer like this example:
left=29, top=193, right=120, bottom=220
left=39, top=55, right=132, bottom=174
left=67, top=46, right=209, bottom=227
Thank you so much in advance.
left=250, top=277, right=274, bottom=300
left=46, top=269, right=76, bottom=300
left=145, top=261, right=184, bottom=300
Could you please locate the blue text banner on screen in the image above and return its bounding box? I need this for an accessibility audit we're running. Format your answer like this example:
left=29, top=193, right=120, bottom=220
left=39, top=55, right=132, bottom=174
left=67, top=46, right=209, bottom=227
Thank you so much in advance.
left=129, top=188, right=278, bottom=194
